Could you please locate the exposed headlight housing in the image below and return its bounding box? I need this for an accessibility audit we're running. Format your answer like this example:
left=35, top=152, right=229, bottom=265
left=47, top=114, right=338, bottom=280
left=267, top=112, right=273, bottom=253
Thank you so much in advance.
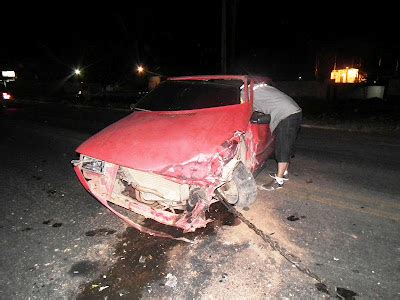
left=81, top=156, right=105, bottom=174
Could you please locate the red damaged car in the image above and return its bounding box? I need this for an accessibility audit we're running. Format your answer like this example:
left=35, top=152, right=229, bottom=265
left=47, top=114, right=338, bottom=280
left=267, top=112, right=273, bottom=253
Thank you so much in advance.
left=72, top=75, right=275, bottom=239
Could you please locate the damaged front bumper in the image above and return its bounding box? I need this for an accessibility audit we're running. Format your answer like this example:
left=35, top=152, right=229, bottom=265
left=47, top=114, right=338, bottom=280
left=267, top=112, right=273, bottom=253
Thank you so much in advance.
left=72, top=155, right=218, bottom=240
left=71, top=133, right=249, bottom=239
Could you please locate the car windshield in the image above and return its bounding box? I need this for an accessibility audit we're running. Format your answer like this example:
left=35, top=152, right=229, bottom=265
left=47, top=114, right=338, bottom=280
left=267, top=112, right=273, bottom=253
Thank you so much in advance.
left=134, top=79, right=243, bottom=111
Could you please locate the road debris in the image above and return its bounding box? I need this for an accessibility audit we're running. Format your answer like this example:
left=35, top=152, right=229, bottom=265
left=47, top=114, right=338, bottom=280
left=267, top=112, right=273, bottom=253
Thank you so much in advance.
left=47, top=189, right=57, bottom=196
left=165, top=273, right=177, bottom=288
left=336, top=287, right=358, bottom=299
left=118, top=289, right=129, bottom=296
left=99, top=285, right=109, bottom=292
left=315, top=283, right=329, bottom=295
left=215, top=189, right=360, bottom=297
left=219, top=273, right=229, bottom=283
left=287, top=213, right=306, bottom=222
left=85, top=228, right=116, bottom=237
left=43, top=219, right=62, bottom=227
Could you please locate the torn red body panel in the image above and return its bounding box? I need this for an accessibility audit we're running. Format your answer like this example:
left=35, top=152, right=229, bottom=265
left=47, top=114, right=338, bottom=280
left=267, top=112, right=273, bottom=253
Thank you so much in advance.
left=72, top=75, right=275, bottom=239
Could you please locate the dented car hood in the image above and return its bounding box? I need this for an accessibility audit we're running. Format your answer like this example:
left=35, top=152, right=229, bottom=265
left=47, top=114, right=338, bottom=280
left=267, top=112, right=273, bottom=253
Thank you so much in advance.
left=76, top=103, right=251, bottom=172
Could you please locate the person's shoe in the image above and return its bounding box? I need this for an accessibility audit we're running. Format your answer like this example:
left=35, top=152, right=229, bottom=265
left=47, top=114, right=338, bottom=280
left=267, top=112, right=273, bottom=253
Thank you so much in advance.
left=260, top=179, right=284, bottom=191
left=269, top=173, right=289, bottom=181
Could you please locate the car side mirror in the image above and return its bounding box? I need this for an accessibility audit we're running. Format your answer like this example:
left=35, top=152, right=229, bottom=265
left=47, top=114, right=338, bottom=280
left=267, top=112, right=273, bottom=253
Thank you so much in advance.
left=250, top=111, right=271, bottom=124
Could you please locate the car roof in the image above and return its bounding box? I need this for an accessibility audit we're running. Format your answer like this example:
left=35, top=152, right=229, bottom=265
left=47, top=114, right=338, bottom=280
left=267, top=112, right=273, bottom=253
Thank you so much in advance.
left=167, top=75, right=247, bottom=81
left=167, top=75, right=271, bottom=85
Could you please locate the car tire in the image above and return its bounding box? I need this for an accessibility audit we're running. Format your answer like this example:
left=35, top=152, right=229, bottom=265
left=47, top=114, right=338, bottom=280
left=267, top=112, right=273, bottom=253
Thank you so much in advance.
left=217, top=162, right=257, bottom=208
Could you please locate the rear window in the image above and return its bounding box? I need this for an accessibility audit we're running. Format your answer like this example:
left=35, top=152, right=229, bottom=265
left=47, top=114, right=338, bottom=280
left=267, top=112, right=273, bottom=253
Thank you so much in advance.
left=134, top=79, right=243, bottom=111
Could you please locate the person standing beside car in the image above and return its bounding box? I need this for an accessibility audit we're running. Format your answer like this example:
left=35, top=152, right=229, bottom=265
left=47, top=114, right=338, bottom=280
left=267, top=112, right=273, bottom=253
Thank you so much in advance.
left=252, top=82, right=302, bottom=191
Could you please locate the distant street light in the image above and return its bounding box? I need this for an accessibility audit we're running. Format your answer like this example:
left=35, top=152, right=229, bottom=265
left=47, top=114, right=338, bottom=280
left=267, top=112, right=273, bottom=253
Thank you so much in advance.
left=136, top=65, right=162, bottom=77
left=74, top=69, right=81, bottom=75
left=137, top=66, right=144, bottom=73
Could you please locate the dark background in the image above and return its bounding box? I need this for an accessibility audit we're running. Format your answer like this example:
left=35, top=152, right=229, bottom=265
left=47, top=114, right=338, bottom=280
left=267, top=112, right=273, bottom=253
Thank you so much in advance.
left=1, top=2, right=399, bottom=84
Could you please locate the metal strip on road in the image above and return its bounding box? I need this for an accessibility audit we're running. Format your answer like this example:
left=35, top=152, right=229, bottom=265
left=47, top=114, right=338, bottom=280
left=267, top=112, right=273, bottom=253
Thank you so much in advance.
left=215, top=190, right=333, bottom=297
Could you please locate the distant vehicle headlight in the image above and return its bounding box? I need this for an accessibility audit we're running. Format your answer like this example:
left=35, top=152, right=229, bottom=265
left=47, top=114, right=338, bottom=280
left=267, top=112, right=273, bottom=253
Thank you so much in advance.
left=81, top=156, right=105, bottom=174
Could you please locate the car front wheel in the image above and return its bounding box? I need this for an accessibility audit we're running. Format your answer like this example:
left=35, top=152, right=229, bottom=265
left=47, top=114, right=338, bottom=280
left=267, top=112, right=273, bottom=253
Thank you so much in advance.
left=217, top=162, right=257, bottom=208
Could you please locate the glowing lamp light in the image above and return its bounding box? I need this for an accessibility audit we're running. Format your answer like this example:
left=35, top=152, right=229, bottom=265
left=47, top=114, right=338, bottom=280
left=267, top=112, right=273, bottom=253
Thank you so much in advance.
left=74, top=69, right=81, bottom=75
left=2, top=92, right=11, bottom=100
left=330, top=68, right=360, bottom=83
left=2, top=71, right=16, bottom=78
left=136, top=65, right=163, bottom=77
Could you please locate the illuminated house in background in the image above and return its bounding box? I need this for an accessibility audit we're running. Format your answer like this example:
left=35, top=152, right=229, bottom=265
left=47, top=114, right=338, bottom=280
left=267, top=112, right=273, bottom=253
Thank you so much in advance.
left=330, top=67, right=365, bottom=83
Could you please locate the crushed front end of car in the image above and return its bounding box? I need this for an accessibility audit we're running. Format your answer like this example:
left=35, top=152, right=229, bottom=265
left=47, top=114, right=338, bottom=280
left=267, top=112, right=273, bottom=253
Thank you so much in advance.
left=72, top=133, right=245, bottom=239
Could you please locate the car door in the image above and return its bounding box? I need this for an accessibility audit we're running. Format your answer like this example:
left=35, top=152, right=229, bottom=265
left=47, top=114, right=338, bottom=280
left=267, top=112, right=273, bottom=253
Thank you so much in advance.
left=249, top=111, right=274, bottom=167
left=246, top=79, right=275, bottom=171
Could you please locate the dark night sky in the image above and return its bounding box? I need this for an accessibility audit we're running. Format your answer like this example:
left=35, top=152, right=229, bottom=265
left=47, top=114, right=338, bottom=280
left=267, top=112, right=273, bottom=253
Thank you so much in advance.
left=1, top=2, right=399, bottom=83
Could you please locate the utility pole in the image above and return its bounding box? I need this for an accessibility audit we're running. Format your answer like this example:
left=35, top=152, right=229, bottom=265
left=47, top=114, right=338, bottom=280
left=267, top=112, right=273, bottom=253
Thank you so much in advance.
left=229, top=0, right=238, bottom=73
left=333, top=53, right=337, bottom=70
left=314, top=52, right=319, bottom=81
left=221, top=0, right=227, bottom=74
left=377, top=56, right=382, bottom=82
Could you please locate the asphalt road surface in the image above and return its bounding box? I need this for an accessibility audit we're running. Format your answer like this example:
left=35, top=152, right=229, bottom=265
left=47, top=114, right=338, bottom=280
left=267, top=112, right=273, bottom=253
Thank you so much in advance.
left=1, top=103, right=399, bottom=299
